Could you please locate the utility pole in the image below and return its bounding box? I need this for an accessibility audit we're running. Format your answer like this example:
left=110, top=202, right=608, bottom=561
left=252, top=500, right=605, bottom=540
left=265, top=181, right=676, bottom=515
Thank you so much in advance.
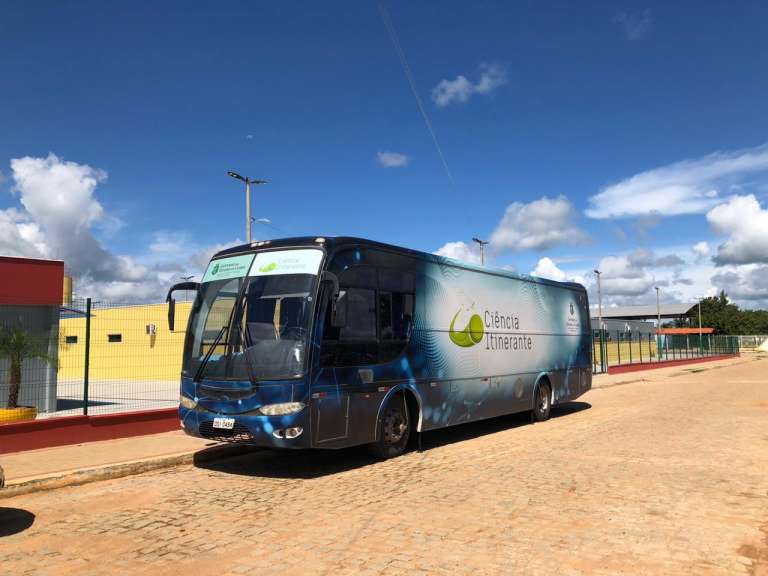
left=228, top=171, right=267, bottom=244
left=655, top=286, right=661, bottom=362
left=594, top=269, right=603, bottom=334
left=594, top=269, right=604, bottom=371
left=472, top=237, right=489, bottom=265
left=698, top=298, right=703, bottom=355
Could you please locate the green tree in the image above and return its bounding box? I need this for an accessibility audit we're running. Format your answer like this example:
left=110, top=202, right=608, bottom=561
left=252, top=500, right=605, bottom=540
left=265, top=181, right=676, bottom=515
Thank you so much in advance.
left=0, top=325, right=58, bottom=409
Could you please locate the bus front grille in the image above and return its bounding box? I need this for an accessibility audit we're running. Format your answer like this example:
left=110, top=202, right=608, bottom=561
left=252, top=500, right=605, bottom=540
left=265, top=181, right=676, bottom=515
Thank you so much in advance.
left=198, top=421, right=254, bottom=442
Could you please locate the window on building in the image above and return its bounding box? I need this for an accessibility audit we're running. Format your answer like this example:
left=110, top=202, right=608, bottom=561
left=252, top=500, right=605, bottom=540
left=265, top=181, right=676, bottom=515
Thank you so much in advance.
left=108, top=334, right=122, bottom=343
left=65, top=335, right=77, bottom=344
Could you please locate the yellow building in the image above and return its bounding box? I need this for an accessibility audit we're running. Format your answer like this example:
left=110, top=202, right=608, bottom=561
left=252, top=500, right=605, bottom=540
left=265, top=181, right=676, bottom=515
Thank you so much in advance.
left=59, top=302, right=193, bottom=382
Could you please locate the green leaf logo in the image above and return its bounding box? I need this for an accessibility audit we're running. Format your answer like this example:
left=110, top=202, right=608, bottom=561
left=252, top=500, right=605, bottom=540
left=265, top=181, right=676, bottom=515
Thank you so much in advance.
left=211, top=263, right=220, bottom=276
left=449, top=309, right=484, bottom=347
left=259, top=262, right=277, bottom=273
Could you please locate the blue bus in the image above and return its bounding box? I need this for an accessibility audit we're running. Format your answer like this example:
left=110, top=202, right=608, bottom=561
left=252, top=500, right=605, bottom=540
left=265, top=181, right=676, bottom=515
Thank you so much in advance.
left=166, top=236, right=592, bottom=458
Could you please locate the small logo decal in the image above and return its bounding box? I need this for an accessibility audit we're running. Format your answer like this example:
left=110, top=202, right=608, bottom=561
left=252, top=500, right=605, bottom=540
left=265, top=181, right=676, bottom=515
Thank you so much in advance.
left=449, top=309, right=484, bottom=347
left=211, top=263, right=220, bottom=276
left=259, top=262, right=277, bottom=273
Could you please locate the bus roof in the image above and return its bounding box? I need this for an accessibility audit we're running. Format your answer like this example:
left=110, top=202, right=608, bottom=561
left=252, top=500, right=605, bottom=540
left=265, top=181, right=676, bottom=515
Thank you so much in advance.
left=213, top=236, right=587, bottom=293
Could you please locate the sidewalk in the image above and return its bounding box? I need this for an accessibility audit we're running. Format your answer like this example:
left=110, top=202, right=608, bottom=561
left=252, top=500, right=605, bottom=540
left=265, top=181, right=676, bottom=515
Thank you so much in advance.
left=1, top=354, right=760, bottom=499
left=592, top=353, right=757, bottom=389
left=0, top=430, right=252, bottom=499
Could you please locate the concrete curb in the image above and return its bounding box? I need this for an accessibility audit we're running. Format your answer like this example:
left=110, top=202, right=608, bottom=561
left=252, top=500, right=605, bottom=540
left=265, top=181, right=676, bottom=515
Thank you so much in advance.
left=0, top=443, right=256, bottom=500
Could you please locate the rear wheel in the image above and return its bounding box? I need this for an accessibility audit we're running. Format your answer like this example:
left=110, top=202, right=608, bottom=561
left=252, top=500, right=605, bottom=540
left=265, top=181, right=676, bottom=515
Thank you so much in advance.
left=369, top=395, right=411, bottom=459
left=532, top=381, right=552, bottom=422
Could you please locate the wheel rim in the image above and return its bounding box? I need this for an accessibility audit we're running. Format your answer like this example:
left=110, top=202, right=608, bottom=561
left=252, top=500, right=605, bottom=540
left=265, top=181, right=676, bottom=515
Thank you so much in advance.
left=538, top=386, right=549, bottom=414
left=383, top=408, right=407, bottom=445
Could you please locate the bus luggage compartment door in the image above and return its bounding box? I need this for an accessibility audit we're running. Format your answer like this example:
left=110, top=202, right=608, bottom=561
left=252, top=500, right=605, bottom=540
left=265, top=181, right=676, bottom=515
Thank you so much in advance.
left=312, top=369, right=349, bottom=443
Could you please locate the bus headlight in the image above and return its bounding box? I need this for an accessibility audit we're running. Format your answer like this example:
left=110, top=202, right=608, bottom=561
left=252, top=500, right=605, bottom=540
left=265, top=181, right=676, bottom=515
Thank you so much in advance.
left=256, top=402, right=305, bottom=416
left=180, top=394, right=197, bottom=410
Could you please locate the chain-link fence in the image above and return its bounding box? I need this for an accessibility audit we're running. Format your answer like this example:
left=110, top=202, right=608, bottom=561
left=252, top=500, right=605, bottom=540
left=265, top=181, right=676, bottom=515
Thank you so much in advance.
left=592, top=330, right=740, bottom=373
left=1, top=296, right=193, bottom=425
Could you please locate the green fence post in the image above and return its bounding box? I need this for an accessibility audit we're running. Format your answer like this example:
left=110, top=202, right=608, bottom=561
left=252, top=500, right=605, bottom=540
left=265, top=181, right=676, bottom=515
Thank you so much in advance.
left=83, top=297, right=91, bottom=416
left=601, top=329, right=606, bottom=373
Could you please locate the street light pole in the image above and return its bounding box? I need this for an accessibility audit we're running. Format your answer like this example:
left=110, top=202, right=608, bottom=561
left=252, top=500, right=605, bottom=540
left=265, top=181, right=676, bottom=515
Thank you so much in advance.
left=472, top=237, right=489, bottom=265
left=655, top=286, right=661, bottom=362
left=594, top=270, right=603, bottom=334
left=594, top=269, right=604, bottom=371
left=698, top=298, right=703, bottom=355
left=228, top=171, right=267, bottom=244
left=245, top=179, right=252, bottom=243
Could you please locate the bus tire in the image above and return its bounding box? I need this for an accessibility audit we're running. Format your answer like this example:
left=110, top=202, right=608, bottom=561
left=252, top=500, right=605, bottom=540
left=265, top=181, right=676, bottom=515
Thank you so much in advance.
left=532, top=380, right=552, bottom=422
left=369, top=394, right=411, bottom=459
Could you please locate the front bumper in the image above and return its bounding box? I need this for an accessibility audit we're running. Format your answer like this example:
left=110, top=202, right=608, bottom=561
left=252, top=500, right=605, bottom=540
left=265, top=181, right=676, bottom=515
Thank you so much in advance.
left=180, top=405, right=311, bottom=449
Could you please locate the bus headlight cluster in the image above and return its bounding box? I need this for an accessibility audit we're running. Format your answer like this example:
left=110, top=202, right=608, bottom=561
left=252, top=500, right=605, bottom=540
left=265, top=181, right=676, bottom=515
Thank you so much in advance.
left=256, top=402, right=305, bottom=416
left=179, top=394, right=197, bottom=410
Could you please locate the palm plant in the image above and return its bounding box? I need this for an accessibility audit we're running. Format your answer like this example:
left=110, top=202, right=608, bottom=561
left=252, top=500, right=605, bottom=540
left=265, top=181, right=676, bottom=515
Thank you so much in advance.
left=0, top=325, right=58, bottom=409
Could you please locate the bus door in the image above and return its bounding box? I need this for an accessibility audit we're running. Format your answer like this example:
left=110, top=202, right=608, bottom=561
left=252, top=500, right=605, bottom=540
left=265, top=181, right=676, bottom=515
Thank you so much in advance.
left=312, top=367, right=349, bottom=443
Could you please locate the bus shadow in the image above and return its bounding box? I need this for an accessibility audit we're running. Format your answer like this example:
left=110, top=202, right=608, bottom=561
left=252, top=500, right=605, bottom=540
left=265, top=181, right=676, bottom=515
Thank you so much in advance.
left=194, top=401, right=591, bottom=480
left=420, top=401, right=592, bottom=452
left=194, top=445, right=373, bottom=480
left=0, top=508, right=36, bottom=537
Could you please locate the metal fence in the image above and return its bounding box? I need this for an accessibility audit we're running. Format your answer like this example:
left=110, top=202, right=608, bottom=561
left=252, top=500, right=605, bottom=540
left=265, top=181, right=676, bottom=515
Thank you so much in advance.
left=1, top=297, right=749, bottom=424
left=737, top=335, right=768, bottom=351
left=1, top=297, right=192, bottom=425
left=592, top=330, right=740, bottom=373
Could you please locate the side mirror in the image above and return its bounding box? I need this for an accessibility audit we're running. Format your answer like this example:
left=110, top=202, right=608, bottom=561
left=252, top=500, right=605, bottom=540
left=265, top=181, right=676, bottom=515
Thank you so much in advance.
left=321, top=271, right=347, bottom=329
left=165, top=281, right=200, bottom=331
left=167, top=298, right=176, bottom=332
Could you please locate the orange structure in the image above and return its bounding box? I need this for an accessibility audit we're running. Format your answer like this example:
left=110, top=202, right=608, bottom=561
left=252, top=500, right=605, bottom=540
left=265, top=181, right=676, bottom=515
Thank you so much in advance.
left=656, top=327, right=715, bottom=335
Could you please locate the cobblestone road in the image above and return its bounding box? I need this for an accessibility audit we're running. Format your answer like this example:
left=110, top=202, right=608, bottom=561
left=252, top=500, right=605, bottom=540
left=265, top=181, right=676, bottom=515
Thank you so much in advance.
left=1, top=358, right=767, bottom=575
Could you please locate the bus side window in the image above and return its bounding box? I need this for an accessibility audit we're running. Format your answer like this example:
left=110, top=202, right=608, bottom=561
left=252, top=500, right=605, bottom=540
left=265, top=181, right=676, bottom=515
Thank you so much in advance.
left=378, top=291, right=413, bottom=363
left=320, top=287, right=377, bottom=367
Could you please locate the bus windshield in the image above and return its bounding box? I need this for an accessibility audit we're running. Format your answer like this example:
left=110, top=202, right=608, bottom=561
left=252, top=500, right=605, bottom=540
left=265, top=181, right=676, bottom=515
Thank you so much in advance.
left=182, top=274, right=316, bottom=382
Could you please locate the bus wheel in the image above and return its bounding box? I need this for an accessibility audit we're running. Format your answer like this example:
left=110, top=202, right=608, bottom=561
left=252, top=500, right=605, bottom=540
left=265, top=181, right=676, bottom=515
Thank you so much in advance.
left=532, top=380, right=552, bottom=422
left=369, top=395, right=411, bottom=459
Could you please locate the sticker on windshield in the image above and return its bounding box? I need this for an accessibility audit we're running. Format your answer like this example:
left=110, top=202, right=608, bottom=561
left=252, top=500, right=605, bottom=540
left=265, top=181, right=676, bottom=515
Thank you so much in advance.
left=202, top=254, right=255, bottom=282
left=249, top=249, right=324, bottom=277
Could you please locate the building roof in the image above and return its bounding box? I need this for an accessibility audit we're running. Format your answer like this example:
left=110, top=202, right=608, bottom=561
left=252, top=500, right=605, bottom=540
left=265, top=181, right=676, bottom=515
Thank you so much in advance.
left=594, top=304, right=696, bottom=320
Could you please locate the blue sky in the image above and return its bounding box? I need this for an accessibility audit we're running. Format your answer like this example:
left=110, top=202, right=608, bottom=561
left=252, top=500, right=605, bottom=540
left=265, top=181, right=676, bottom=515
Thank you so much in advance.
left=2, top=1, right=768, bottom=306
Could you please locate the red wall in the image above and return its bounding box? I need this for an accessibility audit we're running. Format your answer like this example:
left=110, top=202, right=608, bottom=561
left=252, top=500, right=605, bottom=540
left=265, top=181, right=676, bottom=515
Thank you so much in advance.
left=0, top=256, right=64, bottom=306
left=0, top=409, right=179, bottom=454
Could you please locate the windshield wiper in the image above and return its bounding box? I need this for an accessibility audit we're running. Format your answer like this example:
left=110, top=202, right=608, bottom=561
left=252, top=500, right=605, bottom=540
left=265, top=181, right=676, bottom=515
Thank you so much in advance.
left=193, top=324, right=228, bottom=383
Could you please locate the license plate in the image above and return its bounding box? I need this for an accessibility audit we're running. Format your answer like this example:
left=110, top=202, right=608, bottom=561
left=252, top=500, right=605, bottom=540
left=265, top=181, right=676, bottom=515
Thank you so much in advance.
left=213, top=417, right=235, bottom=430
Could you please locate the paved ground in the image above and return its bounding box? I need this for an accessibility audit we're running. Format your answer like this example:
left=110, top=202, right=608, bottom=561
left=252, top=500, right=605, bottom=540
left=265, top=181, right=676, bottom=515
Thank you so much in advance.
left=1, top=357, right=766, bottom=575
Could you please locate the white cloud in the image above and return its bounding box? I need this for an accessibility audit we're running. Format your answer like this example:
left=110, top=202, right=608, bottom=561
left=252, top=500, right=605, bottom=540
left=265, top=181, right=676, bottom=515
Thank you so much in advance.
left=591, top=249, right=676, bottom=297
left=613, top=10, right=652, bottom=40
left=376, top=151, right=409, bottom=168
left=434, top=241, right=482, bottom=264
left=530, top=257, right=567, bottom=282
left=432, top=64, right=506, bottom=108
left=1, top=153, right=240, bottom=302
left=706, top=194, right=768, bottom=265
left=711, top=266, right=768, bottom=304
left=490, top=195, right=589, bottom=252
left=692, top=241, right=711, bottom=260
left=585, top=144, right=768, bottom=219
